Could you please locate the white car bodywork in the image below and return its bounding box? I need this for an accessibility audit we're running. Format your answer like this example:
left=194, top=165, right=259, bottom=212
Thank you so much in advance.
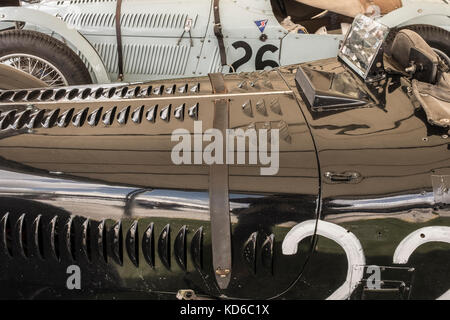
left=0, top=0, right=448, bottom=83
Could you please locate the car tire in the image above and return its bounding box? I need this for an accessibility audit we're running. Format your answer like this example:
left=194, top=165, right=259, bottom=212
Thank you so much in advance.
left=386, top=24, right=450, bottom=66
left=0, top=29, right=92, bottom=86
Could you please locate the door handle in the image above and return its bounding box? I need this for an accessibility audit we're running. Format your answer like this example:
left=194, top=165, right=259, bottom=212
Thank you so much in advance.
left=324, top=171, right=361, bottom=183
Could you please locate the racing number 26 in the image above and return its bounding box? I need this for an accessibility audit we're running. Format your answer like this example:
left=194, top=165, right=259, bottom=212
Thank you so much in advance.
left=230, top=41, right=279, bottom=72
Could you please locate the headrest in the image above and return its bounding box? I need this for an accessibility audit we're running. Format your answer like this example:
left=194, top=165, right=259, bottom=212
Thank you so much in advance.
left=391, top=29, right=438, bottom=69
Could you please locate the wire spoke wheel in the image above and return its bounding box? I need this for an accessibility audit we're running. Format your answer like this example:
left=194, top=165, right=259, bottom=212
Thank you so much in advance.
left=0, top=54, right=68, bottom=87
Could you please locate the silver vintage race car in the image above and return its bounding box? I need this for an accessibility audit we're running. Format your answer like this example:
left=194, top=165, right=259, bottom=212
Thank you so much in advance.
left=0, top=0, right=449, bottom=86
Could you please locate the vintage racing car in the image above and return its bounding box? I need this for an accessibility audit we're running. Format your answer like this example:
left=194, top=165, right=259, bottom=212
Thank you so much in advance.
left=0, top=15, right=448, bottom=300
left=0, top=0, right=448, bottom=86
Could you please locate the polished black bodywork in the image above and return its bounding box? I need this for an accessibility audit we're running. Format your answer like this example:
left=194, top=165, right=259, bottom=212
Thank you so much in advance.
left=0, top=56, right=448, bottom=299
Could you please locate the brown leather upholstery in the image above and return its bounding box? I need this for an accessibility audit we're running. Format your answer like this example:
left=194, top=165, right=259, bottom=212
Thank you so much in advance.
left=412, top=73, right=450, bottom=128
left=391, top=29, right=438, bottom=69
left=289, top=0, right=402, bottom=17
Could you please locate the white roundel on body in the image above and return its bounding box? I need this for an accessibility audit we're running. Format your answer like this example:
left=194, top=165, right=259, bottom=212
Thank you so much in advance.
left=282, top=219, right=366, bottom=300
left=393, top=226, right=450, bottom=300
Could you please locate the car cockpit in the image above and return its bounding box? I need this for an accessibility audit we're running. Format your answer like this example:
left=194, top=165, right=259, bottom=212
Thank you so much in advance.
left=295, top=14, right=450, bottom=128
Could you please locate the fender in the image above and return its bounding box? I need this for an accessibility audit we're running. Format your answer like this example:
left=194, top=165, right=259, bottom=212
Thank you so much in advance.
left=378, top=3, right=450, bottom=29
left=0, top=7, right=110, bottom=84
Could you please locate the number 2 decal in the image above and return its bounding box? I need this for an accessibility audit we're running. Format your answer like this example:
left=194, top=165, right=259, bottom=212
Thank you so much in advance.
left=283, top=221, right=450, bottom=300
left=230, top=41, right=279, bottom=72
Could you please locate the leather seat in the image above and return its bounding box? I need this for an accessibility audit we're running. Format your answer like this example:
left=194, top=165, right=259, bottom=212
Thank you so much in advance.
left=390, top=30, right=450, bottom=127
left=391, top=29, right=438, bottom=70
